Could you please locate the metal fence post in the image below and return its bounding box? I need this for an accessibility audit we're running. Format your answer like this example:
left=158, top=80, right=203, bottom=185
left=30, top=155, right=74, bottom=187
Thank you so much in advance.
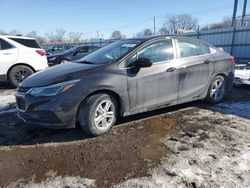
left=196, top=25, right=200, bottom=39
left=230, top=25, right=236, bottom=55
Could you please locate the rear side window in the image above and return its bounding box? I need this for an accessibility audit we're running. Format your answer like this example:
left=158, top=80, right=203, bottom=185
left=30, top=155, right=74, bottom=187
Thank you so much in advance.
left=0, top=39, right=13, bottom=50
left=200, top=42, right=210, bottom=54
left=8, top=38, right=40, bottom=48
left=177, top=38, right=202, bottom=58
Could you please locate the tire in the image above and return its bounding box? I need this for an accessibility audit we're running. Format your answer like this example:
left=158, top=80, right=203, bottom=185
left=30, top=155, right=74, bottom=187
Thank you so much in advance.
left=205, top=75, right=227, bottom=104
left=8, top=65, right=34, bottom=87
left=79, top=93, right=117, bottom=136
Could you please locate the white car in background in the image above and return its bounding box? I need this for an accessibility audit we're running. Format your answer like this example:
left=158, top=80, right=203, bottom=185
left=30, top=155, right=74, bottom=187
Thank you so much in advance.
left=234, top=63, right=250, bottom=85
left=0, top=35, right=48, bottom=87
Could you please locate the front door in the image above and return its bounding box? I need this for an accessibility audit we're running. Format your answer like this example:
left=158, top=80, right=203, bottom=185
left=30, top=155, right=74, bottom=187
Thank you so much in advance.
left=126, top=39, right=179, bottom=113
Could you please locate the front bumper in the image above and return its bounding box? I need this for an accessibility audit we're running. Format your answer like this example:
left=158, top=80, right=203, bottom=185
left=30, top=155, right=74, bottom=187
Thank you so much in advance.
left=15, top=87, right=83, bottom=129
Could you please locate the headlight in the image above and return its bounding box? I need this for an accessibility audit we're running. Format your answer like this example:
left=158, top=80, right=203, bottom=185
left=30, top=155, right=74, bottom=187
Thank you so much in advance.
left=49, top=57, right=56, bottom=61
left=29, top=79, right=80, bottom=97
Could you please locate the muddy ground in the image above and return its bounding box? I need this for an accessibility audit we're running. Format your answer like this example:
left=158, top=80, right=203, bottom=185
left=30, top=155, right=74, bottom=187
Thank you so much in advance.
left=0, top=84, right=249, bottom=188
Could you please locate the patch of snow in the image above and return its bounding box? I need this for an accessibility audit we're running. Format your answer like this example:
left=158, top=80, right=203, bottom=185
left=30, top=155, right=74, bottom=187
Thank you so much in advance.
left=213, top=101, right=250, bottom=119
left=117, top=106, right=250, bottom=188
left=0, top=89, right=16, bottom=114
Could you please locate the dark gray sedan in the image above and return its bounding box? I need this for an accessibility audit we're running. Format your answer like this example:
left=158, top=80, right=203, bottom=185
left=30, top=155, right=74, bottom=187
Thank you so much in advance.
left=16, top=36, right=234, bottom=136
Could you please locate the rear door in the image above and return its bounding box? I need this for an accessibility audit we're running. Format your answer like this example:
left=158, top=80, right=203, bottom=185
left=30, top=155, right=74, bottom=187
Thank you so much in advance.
left=126, top=39, right=179, bottom=113
left=175, top=38, right=214, bottom=102
left=0, top=38, right=18, bottom=75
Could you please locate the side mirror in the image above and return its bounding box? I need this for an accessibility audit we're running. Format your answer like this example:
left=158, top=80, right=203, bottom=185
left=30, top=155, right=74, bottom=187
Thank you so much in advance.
left=134, top=58, right=153, bottom=68
left=73, top=51, right=78, bottom=56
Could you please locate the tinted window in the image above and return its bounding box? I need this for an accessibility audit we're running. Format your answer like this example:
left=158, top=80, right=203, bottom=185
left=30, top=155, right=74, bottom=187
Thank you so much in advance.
left=200, top=42, right=210, bottom=54
left=8, top=38, right=40, bottom=48
left=0, top=39, right=13, bottom=50
left=127, top=39, right=173, bottom=66
left=78, top=47, right=88, bottom=53
left=178, top=38, right=202, bottom=58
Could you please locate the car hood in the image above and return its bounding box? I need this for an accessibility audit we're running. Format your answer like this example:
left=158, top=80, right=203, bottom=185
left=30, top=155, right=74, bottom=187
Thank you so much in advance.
left=20, top=62, right=104, bottom=87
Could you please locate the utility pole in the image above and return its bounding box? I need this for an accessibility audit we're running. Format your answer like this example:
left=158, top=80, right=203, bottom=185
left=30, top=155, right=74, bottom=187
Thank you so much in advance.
left=241, top=0, right=248, bottom=26
left=232, top=0, right=238, bottom=27
left=153, top=16, right=156, bottom=35
left=97, top=31, right=99, bottom=39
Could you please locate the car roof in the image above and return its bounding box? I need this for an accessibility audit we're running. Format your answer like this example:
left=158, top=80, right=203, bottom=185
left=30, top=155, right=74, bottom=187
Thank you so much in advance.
left=0, top=35, right=35, bottom=40
left=128, top=35, right=191, bottom=41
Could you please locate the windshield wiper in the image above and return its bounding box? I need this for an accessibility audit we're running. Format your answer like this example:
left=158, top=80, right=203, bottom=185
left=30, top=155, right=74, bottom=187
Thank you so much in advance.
left=77, top=60, right=95, bottom=64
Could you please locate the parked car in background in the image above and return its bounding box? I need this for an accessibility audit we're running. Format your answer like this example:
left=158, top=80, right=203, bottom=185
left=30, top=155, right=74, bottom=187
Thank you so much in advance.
left=45, top=45, right=75, bottom=56
left=47, top=45, right=99, bottom=66
left=234, top=62, right=250, bottom=85
left=16, top=36, right=234, bottom=136
left=0, top=35, right=48, bottom=87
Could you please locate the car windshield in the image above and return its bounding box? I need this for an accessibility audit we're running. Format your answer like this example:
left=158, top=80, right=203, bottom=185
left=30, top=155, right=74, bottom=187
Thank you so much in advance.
left=78, top=40, right=143, bottom=64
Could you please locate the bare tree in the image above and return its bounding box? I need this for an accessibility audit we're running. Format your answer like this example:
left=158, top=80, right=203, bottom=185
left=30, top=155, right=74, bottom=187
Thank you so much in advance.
left=9, top=30, right=22, bottom=36
left=202, top=17, right=231, bottom=30
left=69, top=32, right=83, bottom=43
left=26, top=31, right=37, bottom=38
left=54, top=28, right=66, bottom=43
left=158, top=26, right=169, bottom=35
left=45, top=31, right=56, bottom=43
left=137, top=28, right=153, bottom=36
left=164, top=14, right=198, bottom=34
left=0, top=30, right=8, bottom=35
left=111, top=30, right=122, bottom=39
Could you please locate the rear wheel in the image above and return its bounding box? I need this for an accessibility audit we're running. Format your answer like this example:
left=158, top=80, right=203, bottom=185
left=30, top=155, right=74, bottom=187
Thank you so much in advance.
left=8, top=65, right=34, bottom=87
left=79, top=93, right=117, bottom=136
left=205, top=75, right=227, bottom=104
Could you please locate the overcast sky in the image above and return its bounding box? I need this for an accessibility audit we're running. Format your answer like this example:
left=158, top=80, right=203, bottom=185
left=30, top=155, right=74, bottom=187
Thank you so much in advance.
left=0, top=0, right=249, bottom=38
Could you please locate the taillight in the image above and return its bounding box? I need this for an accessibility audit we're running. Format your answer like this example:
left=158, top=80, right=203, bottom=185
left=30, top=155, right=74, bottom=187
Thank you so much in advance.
left=36, top=50, right=46, bottom=56
left=230, top=56, right=235, bottom=64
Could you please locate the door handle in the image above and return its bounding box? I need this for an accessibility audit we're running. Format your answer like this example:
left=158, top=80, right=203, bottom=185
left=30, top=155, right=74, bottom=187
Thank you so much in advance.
left=204, top=60, right=212, bottom=64
left=166, top=67, right=177, bottom=72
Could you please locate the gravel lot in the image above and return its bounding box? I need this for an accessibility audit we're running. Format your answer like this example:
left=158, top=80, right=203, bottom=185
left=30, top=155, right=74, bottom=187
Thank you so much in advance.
left=0, top=83, right=249, bottom=188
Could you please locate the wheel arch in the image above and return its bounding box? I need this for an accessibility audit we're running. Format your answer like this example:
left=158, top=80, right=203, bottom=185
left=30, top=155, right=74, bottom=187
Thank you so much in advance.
left=7, top=63, right=36, bottom=81
left=75, top=89, right=124, bottom=123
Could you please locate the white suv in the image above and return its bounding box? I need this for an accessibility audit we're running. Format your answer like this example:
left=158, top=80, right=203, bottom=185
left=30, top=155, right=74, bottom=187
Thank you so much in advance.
left=0, top=35, right=48, bottom=87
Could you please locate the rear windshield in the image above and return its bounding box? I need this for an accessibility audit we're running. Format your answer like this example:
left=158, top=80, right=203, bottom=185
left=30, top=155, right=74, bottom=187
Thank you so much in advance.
left=8, top=38, right=41, bottom=48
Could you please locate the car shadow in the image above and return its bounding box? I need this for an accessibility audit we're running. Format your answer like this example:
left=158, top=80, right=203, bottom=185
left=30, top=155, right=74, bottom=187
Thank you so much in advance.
left=0, top=101, right=201, bottom=147
left=0, top=86, right=249, bottom=147
left=0, top=83, right=15, bottom=90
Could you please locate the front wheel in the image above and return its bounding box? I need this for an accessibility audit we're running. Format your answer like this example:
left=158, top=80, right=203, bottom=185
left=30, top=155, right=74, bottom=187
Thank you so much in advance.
left=205, top=75, right=227, bottom=104
left=8, top=65, right=34, bottom=87
left=79, top=93, right=117, bottom=136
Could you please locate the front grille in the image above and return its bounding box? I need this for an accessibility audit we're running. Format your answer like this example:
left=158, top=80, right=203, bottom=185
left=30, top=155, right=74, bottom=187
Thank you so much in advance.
left=17, top=87, right=31, bottom=93
left=16, top=97, right=27, bottom=111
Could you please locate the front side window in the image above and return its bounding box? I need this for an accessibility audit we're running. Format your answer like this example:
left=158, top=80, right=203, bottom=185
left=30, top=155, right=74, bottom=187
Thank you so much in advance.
left=0, top=39, right=13, bottom=50
left=126, top=39, right=173, bottom=67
